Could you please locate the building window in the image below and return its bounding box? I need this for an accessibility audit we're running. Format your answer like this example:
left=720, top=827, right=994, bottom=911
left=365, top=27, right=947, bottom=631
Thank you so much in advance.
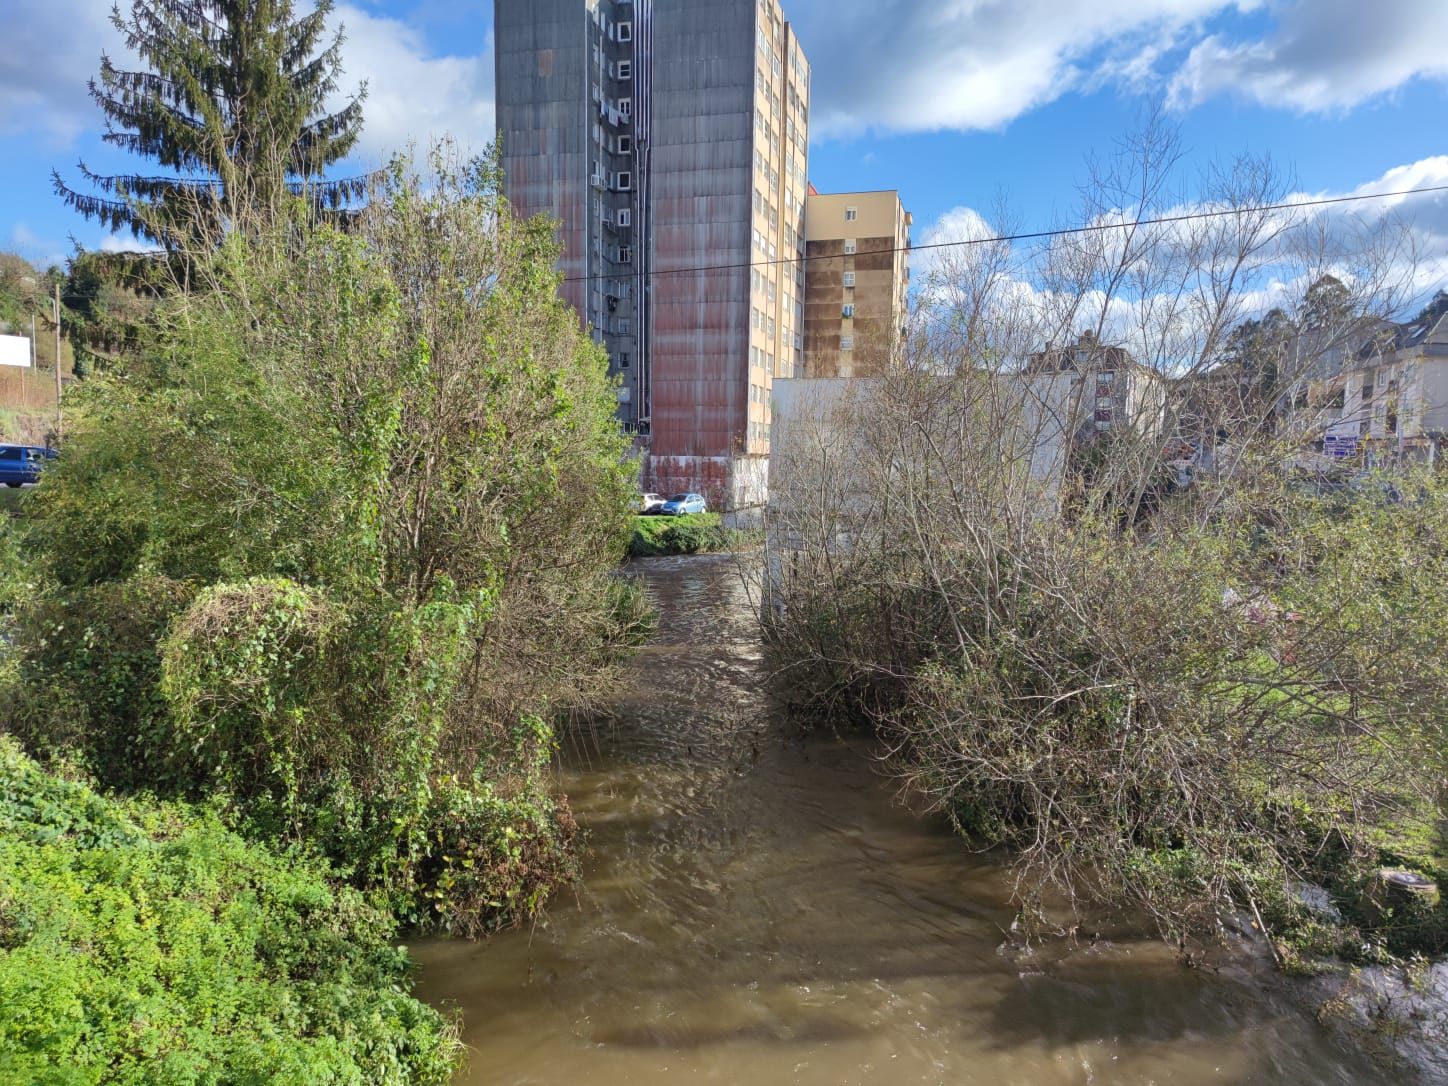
left=617, top=134, right=632, bottom=154
left=617, top=208, right=632, bottom=227
left=617, top=317, right=631, bottom=335
left=843, top=271, right=856, bottom=288
left=617, top=21, right=633, bottom=41
left=615, top=171, right=631, bottom=190
left=845, top=206, right=858, bottom=221
left=619, top=246, right=633, bottom=263
left=844, top=239, right=856, bottom=254
left=619, top=353, right=631, bottom=369
left=617, top=60, right=632, bottom=80
left=618, top=97, right=632, bottom=118
left=841, top=336, right=854, bottom=351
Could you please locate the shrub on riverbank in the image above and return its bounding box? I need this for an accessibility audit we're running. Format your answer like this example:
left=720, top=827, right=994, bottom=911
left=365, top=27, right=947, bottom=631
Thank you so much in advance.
left=765, top=367, right=1448, bottom=961
left=0, top=738, right=460, bottom=1084
left=0, top=147, right=637, bottom=935
left=629, top=514, right=735, bottom=557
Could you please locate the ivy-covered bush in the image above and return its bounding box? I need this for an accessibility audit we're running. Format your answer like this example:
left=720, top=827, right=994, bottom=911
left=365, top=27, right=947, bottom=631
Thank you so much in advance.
left=0, top=148, right=639, bottom=936
left=0, top=738, right=460, bottom=1085
left=5, top=575, right=196, bottom=792
left=412, top=719, right=579, bottom=938
left=158, top=577, right=493, bottom=914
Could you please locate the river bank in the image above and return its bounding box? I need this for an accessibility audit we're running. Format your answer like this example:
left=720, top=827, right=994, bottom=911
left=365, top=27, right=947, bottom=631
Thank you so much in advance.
left=413, top=555, right=1381, bottom=1084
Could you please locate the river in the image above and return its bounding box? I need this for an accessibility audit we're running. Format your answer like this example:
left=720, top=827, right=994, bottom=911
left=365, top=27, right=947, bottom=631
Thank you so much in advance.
left=412, top=555, right=1380, bottom=1085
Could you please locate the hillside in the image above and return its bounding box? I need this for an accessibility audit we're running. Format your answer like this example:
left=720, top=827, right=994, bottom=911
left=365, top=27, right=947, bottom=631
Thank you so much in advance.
left=0, top=253, right=73, bottom=444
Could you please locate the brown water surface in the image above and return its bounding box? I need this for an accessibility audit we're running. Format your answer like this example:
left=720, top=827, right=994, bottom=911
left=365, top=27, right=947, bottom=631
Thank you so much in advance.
left=413, top=556, right=1378, bottom=1085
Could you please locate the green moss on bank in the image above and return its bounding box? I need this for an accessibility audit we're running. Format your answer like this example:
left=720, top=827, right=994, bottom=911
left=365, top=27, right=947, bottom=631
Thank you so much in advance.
left=0, top=738, right=461, bottom=1085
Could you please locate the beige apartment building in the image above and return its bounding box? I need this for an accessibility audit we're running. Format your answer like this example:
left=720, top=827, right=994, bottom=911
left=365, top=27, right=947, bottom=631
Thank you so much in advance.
left=1292, top=297, right=1448, bottom=464
left=802, top=190, right=911, bottom=378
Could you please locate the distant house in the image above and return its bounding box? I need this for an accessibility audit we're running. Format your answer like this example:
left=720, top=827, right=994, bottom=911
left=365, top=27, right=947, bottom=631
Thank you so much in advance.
left=1289, top=295, right=1448, bottom=465
left=1025, top=330, right=1169, bottom=444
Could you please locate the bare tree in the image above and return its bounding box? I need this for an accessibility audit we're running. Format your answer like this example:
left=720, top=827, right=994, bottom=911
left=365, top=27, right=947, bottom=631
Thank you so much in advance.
left=764, top=121, right=1444, bottom=958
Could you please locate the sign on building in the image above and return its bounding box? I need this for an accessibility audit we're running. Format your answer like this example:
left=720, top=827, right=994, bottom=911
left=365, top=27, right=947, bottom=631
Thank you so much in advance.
left=0, top=334, right=32, bottom=368
left=1323, top=433, right=1361, bottom=459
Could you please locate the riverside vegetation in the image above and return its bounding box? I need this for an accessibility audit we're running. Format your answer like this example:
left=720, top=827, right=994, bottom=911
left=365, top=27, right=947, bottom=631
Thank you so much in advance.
left=0, top=149, right=650, bottom=1078
left=765, top=122, right=1448, bottom=980
left=629, top=513, right=749, bottom=558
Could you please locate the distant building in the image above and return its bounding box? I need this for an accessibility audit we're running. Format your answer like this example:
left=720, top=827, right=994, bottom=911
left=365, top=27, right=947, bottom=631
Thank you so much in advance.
left=494, top=0, right=811, bottom=507
left=802, top=190, right=911, bottom=378
left=1293, top=296, right=1448, bottom=465
left=1025, top=330, right=1168, bottom=443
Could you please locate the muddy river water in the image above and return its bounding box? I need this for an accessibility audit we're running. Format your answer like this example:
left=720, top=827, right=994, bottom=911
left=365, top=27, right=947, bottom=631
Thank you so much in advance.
left=412, top=555, right=1380, bottom=1085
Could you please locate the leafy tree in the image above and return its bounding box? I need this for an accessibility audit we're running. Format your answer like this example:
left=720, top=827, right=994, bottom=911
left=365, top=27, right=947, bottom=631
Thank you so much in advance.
left=1415, top=289, right=1448, bottom=326
left=1301, top=273, right=1352, bottom=330
left=60, top=250, right=164, bottom=375
left=7, top=146, right=640, bottom=934
left=54, top=0, right=368, bottom=249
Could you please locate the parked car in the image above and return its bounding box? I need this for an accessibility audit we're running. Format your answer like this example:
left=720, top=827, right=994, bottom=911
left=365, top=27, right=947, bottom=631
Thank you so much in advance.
left=637, top=492, right=666, bottom=514
left=0, top=444, right=55, bottom=487
left=660, top=492, right=707, bottom=516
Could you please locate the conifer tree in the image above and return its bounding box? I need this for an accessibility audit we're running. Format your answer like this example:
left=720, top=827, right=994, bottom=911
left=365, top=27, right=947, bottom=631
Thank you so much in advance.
left=55, top=1, right=368, bottom=249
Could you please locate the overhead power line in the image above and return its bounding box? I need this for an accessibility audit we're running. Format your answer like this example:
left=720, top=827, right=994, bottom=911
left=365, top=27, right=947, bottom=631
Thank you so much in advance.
left=560, top=183, right=1448, bottom=286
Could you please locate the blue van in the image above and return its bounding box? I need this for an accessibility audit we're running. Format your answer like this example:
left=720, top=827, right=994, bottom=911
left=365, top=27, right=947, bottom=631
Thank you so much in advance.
left=0, top=445, right=56, bottom=487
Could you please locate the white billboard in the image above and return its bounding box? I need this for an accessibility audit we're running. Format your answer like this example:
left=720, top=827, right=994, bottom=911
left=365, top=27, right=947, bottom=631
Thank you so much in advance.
left=0, top=335, right=32, bottom=368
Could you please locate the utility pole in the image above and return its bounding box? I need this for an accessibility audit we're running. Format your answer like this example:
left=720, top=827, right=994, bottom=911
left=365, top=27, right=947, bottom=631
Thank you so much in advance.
left=53, top=282, right=63, bottom=438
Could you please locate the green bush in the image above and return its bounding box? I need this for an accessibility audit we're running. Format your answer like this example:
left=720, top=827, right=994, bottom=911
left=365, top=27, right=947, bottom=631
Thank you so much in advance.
left=5, top=576, right=196, bottom=793
left=411, top=716, right=579, bottom=938
left=1, top=149, right=642, bottom=936
left=629, top=513, right=731, bottom=557
left=0, top=738, right=460, bottom=1085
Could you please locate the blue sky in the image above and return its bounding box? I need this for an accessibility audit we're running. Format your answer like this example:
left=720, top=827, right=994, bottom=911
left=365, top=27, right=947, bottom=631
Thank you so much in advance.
left=2, top=0, right=1446, bottom=302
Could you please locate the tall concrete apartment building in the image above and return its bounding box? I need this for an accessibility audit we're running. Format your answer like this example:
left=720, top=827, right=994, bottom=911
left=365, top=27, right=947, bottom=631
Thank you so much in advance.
left=495, top=0, right=811, bottom=506
left=802, top=190, right=911, bottom=378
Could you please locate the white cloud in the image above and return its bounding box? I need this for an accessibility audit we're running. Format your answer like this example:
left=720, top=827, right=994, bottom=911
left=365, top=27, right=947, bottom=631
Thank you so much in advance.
left=793, top=0, right=1244, bottom=136
left=913, top=156, right=1448, bottom=355
left=0, top=2, right=493, bottom=163
left=98, top=232, right=160, bottom=255
left=914, top=205, right=1000, bottom=280
left=1315, top=156, right=1448, bottom=300
left=1168, top=0, right=1448, bottom=113
left=333, top=5, right=494, bottom=165
left=0, top=0, right=118, bottom=145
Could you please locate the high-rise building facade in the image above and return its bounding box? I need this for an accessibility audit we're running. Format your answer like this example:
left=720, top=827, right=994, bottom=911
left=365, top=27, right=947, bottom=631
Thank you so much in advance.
left=802, top=190, right=911, bottom=378
left=495, top=0, right=810, bottom=507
